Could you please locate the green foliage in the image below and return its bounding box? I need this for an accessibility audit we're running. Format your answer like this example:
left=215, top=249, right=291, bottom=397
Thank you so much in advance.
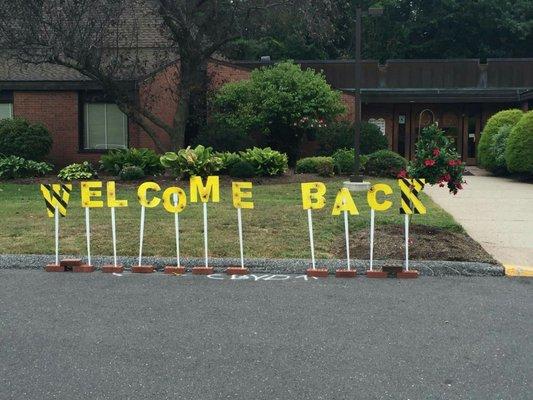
left=489, top=125, right=513, bottom=175
left=0, top=156, right=53, bottom=179
left=407, top=124, right=465, bottom=194
left=295, top=156, right=334, bottom=176
left=211, top=61, right=345, bottom=164
left=215, top=151, right=242, bottom=174
left=0, top=117, right=52, bottom=161
left=100, top=148, right=163, bottom=176
left=331, top=148, right=355, bottom=175
left=229, top=160, right=257, bottom=178
left=240, top=147, right=288, bottom=176
left=57, top=162, right=97, bottom=181
left=316, top=121, right=388, bottom=156
left=365, top=150, right=407, bottom=179
left=505, top=111, right=533, bottom=175
left=119, top=165, right=145, bottom=181
left=160, top=145, right=223, bottom=178
left=478, top=109, right=523, bottom=171
left=193, top=119, right=254, bottom=152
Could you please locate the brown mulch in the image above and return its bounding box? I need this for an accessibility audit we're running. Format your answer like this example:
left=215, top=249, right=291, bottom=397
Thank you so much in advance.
left=332, top=224, right=496, bottom=263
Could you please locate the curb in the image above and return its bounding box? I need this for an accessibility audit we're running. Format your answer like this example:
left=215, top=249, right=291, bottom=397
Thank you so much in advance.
left=0, top=254, right=504, bottom=277
left=504, top=265, right=533, bottom=277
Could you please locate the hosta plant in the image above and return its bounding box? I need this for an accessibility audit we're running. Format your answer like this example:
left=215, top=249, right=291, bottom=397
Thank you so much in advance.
left=239, top=147, right=288, bottom=177
left=160, top=145, right=223, bottom=178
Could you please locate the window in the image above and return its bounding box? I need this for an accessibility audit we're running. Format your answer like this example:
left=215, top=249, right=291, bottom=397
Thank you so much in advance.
left=84, top=103, right=127, bottom=150
left=0, top=103, right=13, bottom=120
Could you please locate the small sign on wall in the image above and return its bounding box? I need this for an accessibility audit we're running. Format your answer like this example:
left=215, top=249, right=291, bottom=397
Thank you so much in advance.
left=398, top=115, right=406, bottom=124
left=368, top=118, right=386, bottom=135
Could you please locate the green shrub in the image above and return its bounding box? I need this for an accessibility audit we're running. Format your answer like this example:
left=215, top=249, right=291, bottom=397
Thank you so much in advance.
left=0, top=117, right=53, bottom=160
left=119, top=165, right=145, bottom=181
left=240, top=147, right=288, bottom=176
left=0, top=156, right=53, bottom=179
left=193, top=120, right=254, bottom=152
left=332, top=148, right=355, bottom=174
left=295, top=156, right=334, bottom=175
left=478, top=109, right=523, bottom=171
left=160, top=145, right=223, bottom=178
left=215, top=151, right=242, bottom=174
left=57, top=162, right=97, bottom=181
left=211, top=61, right=346, bottom=164
left=316, top=160, right=334, bottom=177
left=100, top=148, right=163, bottom=176
left=505, top=111, right=533, bottom=175
left=317, top=121, right=388, bottom=155
left=229, top=160, right=257, bottom=178
left=365, top=150, right=407, bottom=178
left=407, top=124, right=465, bottom=194
left=489, top=125, right=512, bottom=175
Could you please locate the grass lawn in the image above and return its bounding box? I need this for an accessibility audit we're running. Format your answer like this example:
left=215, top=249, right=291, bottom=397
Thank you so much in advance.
left=0, top=176, right=490, bottom=261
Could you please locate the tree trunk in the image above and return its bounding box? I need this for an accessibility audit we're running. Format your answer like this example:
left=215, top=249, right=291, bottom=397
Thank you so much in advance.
left=172, top=83, right=190, bottom=150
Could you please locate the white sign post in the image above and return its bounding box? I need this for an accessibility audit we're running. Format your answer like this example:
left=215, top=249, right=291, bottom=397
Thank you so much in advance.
left=54, top=207, right=59, bottom=266
left=203, top=202, right=209, bottom=268
left=404, top=214, right=410, bottom=271
left=85, top=207, right=91, bottom=266
left=307, top=209, right=316, bottom=270
left=369, top=209, right=375, bottom=272
left=132, top=205, right=154, bottom=273
left=174, top=193, right=181, bottom=268
left=237, top=207, right=244, bottom=269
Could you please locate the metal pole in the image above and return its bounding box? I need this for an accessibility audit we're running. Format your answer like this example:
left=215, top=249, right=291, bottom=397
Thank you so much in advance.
left=85, top=207, right=91, bottom=266
left=307, top=209, right=316, bottom=269
left=203, top=202, right=209, bottom=268
left=173, top=193, right=181, bottom=267
left=351, top=6, right=363, bottom=182
left=111, top=207, right=118, bottom=267
left=237, top=207, right=244, bottom=269
left=404, top=214, right=409, bottom=271
left=54, top=207, right=59, bottom=265
left=138, top=206, right=145, bottom=267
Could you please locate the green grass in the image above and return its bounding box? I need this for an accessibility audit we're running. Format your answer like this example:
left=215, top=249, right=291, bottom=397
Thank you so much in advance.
left=0, top=178, right=460, bottom=259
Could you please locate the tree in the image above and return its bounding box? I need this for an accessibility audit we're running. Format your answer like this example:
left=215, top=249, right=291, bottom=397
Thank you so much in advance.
left=210, top=61, right=346, bottom=164
left=0, top=0, right=336, bottom=151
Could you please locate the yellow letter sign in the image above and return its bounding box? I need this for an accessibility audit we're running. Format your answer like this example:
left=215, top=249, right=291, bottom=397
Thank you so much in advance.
left=301, top=182, right=326, bottom=210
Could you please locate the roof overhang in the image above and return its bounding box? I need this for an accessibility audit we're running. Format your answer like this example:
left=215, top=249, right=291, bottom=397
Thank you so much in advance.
left=348, top=88, right=528, bottom=103
left=0, top=80, right=135, bottom=91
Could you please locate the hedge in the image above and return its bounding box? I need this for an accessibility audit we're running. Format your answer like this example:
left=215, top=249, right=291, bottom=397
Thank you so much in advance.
left=505, top=111, right=533, bottom=175
left=477, top=109, right=523, bottom=172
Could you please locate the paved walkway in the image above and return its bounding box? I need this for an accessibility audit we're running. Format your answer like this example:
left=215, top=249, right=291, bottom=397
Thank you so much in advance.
left=426, top=168, right=533, bottom=268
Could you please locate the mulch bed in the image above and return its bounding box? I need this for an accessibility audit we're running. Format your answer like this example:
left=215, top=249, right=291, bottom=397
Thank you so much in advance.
left=333, top=224, right=496, bottom=263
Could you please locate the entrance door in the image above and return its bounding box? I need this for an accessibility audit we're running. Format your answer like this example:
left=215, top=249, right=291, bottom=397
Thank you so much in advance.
left=393, top=105, right=411, bottom=159
left=463, top=108, right=481, bottom=165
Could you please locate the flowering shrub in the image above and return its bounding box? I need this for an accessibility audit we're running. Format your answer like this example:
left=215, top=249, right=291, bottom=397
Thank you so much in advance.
left=405, top=124, right=466, bottom=194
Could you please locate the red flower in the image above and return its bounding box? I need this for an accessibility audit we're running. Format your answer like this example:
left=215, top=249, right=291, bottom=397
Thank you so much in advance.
left=448, top=160, right=456, bottom=166
left=424, top=159, right=436, bottom=167
left=433, top=148, right=440, bottom=157
left=397, top=169, right=407, bottom=178
left=456, top=183, right=463, bottom=190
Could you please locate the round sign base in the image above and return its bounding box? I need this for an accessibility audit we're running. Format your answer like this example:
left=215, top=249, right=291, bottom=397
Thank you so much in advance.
left=192, top=266, right=214, bottom=275
left=164, top=266, right=186, bottom=275
left=73, top=264, right=95, bottom=273
left=102, top=265, right=124, bottom=274
left=306, top=268, right=329, bottom=278
left=132, top=265, right=155, bottom=274
left=335, top=269, right=357, bottom=278
left=45, top=264, right=64, bottom=272
left=366, top=270, right=388, bottom=278
left=226, top=267, right=249, bottom=275
left=397, top=270, right=419, bottom=279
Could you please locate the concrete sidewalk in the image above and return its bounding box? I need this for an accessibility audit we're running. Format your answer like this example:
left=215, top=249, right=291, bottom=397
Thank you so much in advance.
left=425, top=169, right=533, bottom=267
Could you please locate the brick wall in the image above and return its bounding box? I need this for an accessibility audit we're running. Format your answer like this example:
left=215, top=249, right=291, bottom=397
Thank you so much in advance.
left=13, top=91, right=101, bottom=167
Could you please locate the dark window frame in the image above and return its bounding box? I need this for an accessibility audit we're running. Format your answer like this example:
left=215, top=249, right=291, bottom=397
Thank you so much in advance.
left=78, top=91, right=129, bottom=154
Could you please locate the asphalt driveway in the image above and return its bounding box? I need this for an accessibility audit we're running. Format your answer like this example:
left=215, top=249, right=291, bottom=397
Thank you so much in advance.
left=0, top=270, right=531, bottom=399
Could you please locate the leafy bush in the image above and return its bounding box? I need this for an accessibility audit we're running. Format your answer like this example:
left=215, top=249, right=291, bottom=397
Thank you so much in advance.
left=332, top=148, right=355, bottom=174
left=406, top=124, right=466, bottom=194
left=365, top=150, right=407, bottom=178
left=215, top=151, right=242, bottom=174
left=211, top=61, right=345, bottom=164
left=119, top=165, right=145, bottom=181
left=229, top=160, right=257, bottom=178
left=489, top=125, right=512, bottom=175
left=317, top=121, right=388, bottom=156
left=315, top=160, right=334, bottom=177
left=160, top=145, right=223, bottom=178
left=240, top=147, right=288, bottom=176
left=0, top=156, right=53, bottom=179
left=478, top=109, right=522, bottom=171
left=505, top=111, right=533, bottom=175
left=100, top=148, right=163, bottom=176
left=0, top=117, right=53, bottom=160
left=193, top=119, right=254, bottom=152
left=295, top=156, right=334, bottom=175
left=57, top=162, right=97, bottom=181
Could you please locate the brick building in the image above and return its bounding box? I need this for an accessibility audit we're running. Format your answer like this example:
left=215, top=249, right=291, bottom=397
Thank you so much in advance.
left=1, top=56, right=532, bottom=167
